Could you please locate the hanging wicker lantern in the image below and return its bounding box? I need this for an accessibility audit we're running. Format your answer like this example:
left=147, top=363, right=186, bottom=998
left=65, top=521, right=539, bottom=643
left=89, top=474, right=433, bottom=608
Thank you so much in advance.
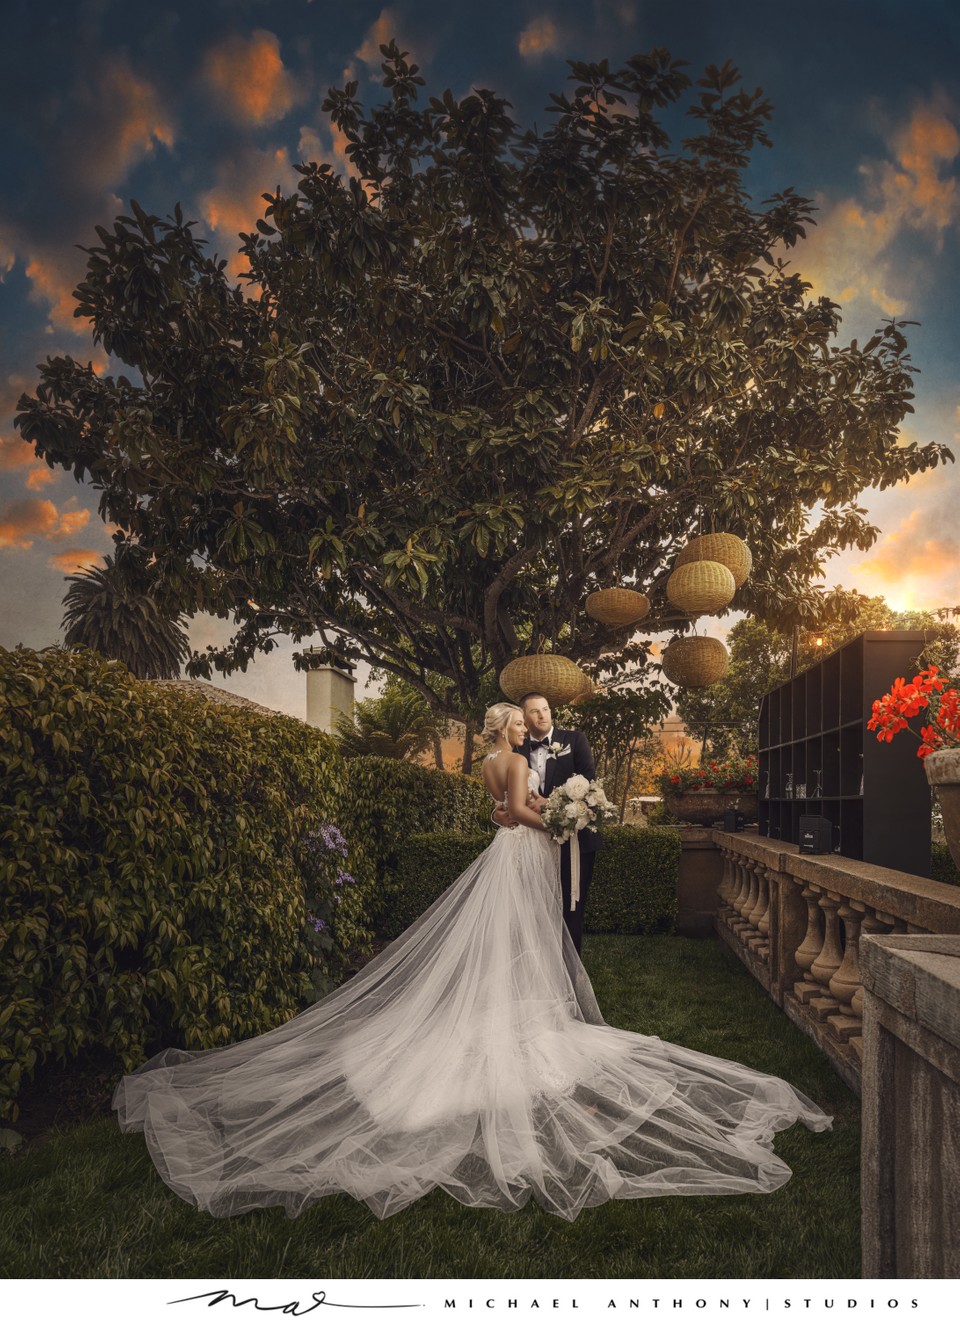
left=666, top=560, right=736, bottom=616
left=585, top=587, right=651, bottom=627
left=570, top=674, right=596, bottom=704
left=675, top=533, right=753, bottom=588
left=661, top=636, right=729, bottom=688
left=499, top=654, right=592, bottom=707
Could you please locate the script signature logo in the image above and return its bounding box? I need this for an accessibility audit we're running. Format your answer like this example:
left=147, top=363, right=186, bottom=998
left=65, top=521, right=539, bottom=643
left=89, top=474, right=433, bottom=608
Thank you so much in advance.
left=169, top=1289, right=423, bottom=1315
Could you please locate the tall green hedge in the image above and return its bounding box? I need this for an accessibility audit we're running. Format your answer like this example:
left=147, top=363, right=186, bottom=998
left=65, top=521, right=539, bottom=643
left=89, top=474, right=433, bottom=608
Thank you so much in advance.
left=379, top=826, right=680, bottom=940
left=0, top=646, right=360, bottom=1124
left=587, top=825, right=680, bottom=934
left=339, top=757, right=490, bottom=925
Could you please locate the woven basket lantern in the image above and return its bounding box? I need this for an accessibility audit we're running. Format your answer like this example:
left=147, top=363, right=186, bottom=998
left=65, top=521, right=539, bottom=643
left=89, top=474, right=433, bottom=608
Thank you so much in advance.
left=500, top=654, right=592, bottom=707
left=675, top=533, right=752, bottom=588
left=585, top=588, right=651, bottom=627
left=661, top=636, right=729, bottom=688
left=570, top=674, right=596, bottom=703
left=666, top=560, right=736, bottom=616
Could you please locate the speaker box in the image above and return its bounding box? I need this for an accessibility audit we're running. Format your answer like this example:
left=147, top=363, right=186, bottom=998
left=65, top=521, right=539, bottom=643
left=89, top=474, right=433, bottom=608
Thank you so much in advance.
left=799, top=815, right=832, bottom=854
left=723, top=809, right=745, bottom=832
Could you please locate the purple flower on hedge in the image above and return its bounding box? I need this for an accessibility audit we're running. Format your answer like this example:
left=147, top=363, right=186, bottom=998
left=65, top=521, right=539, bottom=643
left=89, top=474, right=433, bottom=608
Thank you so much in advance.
left=307, top=915, right=329, bottom=934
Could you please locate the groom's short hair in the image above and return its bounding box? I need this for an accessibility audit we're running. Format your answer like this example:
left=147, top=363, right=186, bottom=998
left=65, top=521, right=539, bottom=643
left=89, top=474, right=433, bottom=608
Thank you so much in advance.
left=519, top=692, right=548, bottom=709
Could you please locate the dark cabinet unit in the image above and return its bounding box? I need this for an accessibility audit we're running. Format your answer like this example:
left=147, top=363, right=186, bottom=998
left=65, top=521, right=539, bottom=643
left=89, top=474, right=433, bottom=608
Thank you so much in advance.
left=758, top=631, right=932, bottom=877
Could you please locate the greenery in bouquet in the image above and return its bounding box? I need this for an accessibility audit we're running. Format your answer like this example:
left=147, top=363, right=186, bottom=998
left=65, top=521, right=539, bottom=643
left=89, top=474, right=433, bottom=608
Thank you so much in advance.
left=541, top=775, right=617, bottom=843
left=657, top=752, right=759, bottom=798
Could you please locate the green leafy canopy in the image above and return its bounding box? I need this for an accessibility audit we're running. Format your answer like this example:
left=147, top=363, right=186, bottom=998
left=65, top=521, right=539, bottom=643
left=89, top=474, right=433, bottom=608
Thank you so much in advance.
left=15, top=43, right=953, bottom=720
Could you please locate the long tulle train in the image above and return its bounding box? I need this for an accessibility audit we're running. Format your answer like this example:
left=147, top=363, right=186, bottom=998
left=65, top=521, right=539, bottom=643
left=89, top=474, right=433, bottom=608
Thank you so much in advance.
left=113, top=825, right=831, bottom=1220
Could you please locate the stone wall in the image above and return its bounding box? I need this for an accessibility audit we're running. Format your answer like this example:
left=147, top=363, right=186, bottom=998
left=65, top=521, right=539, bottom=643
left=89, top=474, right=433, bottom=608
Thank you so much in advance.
left=860, top=933, right=960, bottom=1277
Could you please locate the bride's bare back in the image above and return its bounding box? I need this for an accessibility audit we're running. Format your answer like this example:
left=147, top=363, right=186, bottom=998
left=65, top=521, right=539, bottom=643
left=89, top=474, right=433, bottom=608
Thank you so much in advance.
left=482, top=751, right=543, bottom=828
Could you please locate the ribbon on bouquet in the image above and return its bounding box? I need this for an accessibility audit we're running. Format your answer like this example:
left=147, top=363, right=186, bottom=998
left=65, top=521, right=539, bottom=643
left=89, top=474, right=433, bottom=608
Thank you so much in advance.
left=569, top=832, right=580, bottom=913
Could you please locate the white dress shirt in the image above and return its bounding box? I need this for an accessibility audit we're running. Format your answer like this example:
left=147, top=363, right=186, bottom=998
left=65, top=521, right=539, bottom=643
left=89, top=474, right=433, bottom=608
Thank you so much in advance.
left=528, top=726, right=554, bottom=793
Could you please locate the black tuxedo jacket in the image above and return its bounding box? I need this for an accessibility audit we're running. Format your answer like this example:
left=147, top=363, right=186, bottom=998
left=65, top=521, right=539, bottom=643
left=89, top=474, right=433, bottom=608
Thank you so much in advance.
left=520, top=726, right=602, bottom=855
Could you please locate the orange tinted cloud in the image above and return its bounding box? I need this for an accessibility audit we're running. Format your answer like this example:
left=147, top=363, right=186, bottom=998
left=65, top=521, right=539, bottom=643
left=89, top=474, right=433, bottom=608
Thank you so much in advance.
left=885, top=107, right=959, bottom=230
left=797, top=102, right=959, bottom=316
left=849, top=508, right=960, bottom=610
left=26, top=466, right=56, bottom=490
left=200, top=145, right=296, bottom=237
left=0, top=433, right=38, bottom=472
left=57, top=508, right=91, bottom=538
left=0, top=431, right=56, bottom=492
left=0, top=497, right=88, bottom=549
left=518, top=17, right=562, bottom=59
left=83, top=59, right=174, bottom=189
left=203, top=30, right=297, bottom=125
left=356, top=10, right=398, bottom=65
left=24, top=252, right=84, bottom=329
left=49, top=547, right=103, bottom=574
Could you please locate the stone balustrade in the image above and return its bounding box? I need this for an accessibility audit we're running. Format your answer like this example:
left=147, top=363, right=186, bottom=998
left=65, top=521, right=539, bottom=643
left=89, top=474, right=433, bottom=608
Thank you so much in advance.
left=712, top=831, right=960, bottom=1092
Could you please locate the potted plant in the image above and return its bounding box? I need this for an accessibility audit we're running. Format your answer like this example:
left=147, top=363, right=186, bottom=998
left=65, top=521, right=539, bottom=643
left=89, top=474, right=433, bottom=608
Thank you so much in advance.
left=657, top=752, right=759, bottom=826
left=868, top=666, right=960, bottom=870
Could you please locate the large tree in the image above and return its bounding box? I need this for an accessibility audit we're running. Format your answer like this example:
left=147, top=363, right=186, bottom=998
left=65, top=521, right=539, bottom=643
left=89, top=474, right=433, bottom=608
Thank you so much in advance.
left=16, top=44, right=952, bottom=722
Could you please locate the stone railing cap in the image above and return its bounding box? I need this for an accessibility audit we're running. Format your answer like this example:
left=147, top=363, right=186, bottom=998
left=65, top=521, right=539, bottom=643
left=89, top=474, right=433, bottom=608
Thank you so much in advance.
left=711, top=831, right=960, bottom=930
left=860, top=934, right=960, bottom=1050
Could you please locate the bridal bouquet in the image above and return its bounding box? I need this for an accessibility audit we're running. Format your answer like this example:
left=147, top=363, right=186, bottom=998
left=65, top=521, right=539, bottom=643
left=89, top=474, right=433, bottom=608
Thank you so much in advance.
left=541, top=774, right=616, bottom=843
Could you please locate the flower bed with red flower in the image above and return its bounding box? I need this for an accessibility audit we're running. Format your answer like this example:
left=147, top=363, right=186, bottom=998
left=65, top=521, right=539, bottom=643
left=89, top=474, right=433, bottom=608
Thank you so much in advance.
left=867, top=666, right=960, bottom=759
left=657, top=752, right=759, bottom=797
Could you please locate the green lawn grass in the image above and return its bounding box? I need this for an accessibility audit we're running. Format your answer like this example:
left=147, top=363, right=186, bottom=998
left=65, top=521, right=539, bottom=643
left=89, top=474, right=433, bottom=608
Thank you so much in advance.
left=0, top=935, right=859, bottom=1279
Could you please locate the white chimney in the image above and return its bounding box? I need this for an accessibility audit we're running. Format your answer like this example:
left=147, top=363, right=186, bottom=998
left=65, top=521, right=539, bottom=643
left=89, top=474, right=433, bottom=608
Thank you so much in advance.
left=302, top=648, right=356, bottom=733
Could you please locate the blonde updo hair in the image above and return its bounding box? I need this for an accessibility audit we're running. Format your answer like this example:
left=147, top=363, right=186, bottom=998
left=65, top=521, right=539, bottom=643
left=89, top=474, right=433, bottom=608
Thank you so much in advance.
left=482, top=702, right=522, bottom=744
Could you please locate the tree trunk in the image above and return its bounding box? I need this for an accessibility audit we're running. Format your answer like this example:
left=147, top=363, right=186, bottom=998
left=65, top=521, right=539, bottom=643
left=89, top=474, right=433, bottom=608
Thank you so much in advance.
left=433, top=734, right=445, bottom=771
left=461, top=721, right=475, bottom=775
left=619, top=746, right=636, bottom=824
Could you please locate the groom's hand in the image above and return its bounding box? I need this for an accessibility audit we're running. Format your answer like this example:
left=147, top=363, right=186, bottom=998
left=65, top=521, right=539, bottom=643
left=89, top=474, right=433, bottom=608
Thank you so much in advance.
left=492, top=806, right=518, bottom=828
left=528, top=793, right=548, bottom=811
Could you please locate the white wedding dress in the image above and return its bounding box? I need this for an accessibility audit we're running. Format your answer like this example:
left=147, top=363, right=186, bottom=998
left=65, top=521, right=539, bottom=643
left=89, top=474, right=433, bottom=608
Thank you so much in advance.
left=113, top=767, right=830, bottom=1221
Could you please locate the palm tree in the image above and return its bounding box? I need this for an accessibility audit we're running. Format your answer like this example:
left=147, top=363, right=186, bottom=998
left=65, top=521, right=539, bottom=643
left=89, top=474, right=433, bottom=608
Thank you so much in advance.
left=335, top=686, right=443, bottom=762
left=61, top=548, right=191, bottom=679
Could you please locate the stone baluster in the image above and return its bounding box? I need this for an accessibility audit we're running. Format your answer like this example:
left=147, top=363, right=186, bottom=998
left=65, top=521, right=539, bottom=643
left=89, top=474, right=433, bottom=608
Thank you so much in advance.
left=732, top=854, right=751, bottom=915
left=748, top=867, right=769, bottom=932
left=795, top=885, right=825, bottom=980
left=828, top=902, right=865, bottom=1010
left=756, top=868, right=772, bottom=940
left=739, top=863, right=760, bottom=931
left=810, top=894, right=845, bottom=987
left=718, top=849, right=738, bottom=908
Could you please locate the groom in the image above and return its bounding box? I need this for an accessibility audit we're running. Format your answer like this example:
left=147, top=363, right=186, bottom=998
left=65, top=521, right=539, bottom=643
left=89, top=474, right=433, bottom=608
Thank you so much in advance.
left=495, top=692, right=600, bottom=954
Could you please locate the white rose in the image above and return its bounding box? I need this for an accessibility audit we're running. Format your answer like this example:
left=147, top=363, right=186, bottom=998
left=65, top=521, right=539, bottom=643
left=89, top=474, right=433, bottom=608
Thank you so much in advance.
left=586, top=793, right=598, bottom=807
left=573, top=799, right=588, bottom=816
left=564, top=804, right=579, bottom=820
left=575, top=816, right=590, bottom=831
left=565, top=774, right=589, bottom=799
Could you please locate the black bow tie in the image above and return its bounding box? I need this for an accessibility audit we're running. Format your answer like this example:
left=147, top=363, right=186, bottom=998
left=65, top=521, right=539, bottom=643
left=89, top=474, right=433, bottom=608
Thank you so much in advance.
left=530, top=738, right=551, bottom=750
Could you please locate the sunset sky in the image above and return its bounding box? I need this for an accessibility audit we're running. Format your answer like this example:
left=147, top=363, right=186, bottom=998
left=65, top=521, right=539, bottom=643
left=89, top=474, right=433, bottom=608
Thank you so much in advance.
left=2, top=0, right=958, bottom=718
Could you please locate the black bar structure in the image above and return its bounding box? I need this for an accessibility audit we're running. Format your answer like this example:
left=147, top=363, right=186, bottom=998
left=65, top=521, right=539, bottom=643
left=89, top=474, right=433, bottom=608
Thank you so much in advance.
left=758, top=631, right=932, bottom=877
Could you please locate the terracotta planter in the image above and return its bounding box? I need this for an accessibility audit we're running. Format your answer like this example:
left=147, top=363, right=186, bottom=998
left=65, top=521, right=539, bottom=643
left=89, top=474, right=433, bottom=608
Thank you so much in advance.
left=925, top=748, right=960, bottom=872
left=664, top=789, right=759, bottom=827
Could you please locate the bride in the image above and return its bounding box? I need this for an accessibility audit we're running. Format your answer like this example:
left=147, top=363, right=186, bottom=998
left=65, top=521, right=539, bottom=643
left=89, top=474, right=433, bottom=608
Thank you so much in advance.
left=113, top=702, right=830, bottom=1221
